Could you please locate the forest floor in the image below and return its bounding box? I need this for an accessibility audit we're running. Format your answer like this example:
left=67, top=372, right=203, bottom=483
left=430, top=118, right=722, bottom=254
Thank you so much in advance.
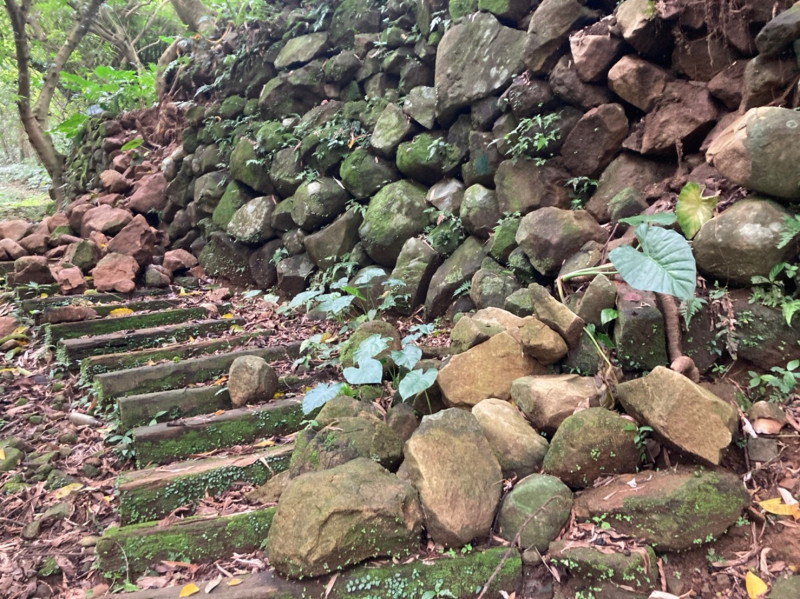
left=0, top=164, right=54, bottom=222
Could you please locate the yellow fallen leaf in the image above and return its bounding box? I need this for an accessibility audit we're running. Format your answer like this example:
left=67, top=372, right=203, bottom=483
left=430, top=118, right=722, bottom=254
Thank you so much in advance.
left=227, top=578, right=242, bottom=587
left=39, top=293, right=48, bottom=298
left=12, top=326, right=28, bottom=336
left=221, top=313, right=235, bottom=319
left=214, top=410, right=225, bottom=415
left=272, top=391, right=285, bottom=399
left=178, top=287, right=187, bottom=296
left=211, top=376, right=228, bottom=386
left=109, top=307, right=134, bottom=317
left=52, top=482, right=84, bottom=499
left=229, top=324, right=244, bottom=333
left=253, top=439, right=275, bottom=448
left=745, top=571, right=768, bottom=598
left=759, top=497, right=800, bottom=519
left=0, top=447, right=5, bottom=460
left=178, top=582, right=199, bottom=597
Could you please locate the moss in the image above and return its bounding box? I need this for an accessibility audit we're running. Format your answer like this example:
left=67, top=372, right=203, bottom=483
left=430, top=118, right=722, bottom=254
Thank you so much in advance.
left=97, top=508, right=276, bottom=577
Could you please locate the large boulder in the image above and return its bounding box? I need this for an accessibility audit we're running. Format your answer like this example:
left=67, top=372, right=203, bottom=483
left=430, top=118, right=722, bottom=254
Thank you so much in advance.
left=560, top=103, right=628, bottom=178
left=290, top=178, right=350, bottom=232
left=228, top=356, right=279, bottom=408
left=80, top=205, right=132, bottom=238
left=227, top=196, right=277, bottom=245
left=128, top=173, right=167, bottom=214
left=523, top=0, right=597, bottom=74
left=542, top=408, right=639, bottom=489
left=396, top=133, right=461, bottom=185
left=494, top=160, right=571, bottom=216
left=389, top=237, right=442, bottom=314
left=435, top=12, right=526, bottom=123
left=358, top=180, right=429, bottom=267
left=607, top=55, right=670, bottom=112
left=516, top=208, right=606, bottom=276
left=402, top=408, right=502, bottom=546
left=472, top=398, right=549, bottom=478
left=274, top=33, right=328, bottom=69
left=437, top=331, right=544, bottom=408
left=91, top=253, right=139, bottom=293
left=511, top=374, right=605, bottom=435
left=266, top=458, right=422, bottom=578
left=424, top=236, right=487, bottom=318
left=693, top=198, right=798, bottom=285
left=497, top=474, right=573, bottom=551
left=639, top=81, right=717, bottom=155
left=616, top=366, right=737, bottom=465
left=756, top=3, right=800, bottom=56
left=106, top=215, right=156, bottom=267
left=707, top=107, right=800, bottom=200
left=370, top=103, right=415, bottom=158
left=573, top=468, right=749, bottom=551
left=339, top=148, right=398, bottom=199
left=303, top=208, right=362, bottom=269
left=198, top=232, right=255, bottom=287
left=8, top=256, right=54, bottom=286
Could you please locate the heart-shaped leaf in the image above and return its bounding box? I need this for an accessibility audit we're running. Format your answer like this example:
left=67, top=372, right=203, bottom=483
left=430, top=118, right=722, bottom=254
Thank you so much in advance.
left=676, top=182, right=718, bottom=239
left=353, top=334, right=390, bottom=363
left=609, top=224, right=696, bottom=301
left=343, top=358, right=383, bottom=385
left=391, top=345, right=422, bottom=371
left=399, top=368, right=438, bottom=400
left=302, top=382, right=346, bottom=414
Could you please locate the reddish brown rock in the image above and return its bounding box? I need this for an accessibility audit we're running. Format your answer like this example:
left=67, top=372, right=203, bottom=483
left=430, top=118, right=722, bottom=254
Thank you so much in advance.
left=67, top=202, right=93, bottom=233
left=569, top=23, right=623, bottom=83
left=106, top=215, right=156, bottom=266
left=40, top=305, right=98, bottom=324
left=8, top=256, right=55, bottom=286
left=0, top=316, right=18, bottom=338
left=162, top=249, right=198, bottom=273
left=99, top=169, right=132, bottom=193
left=18, top=234, right=48, bottom=255
left=128, top=173, right=167, bottom=214
left=708, top=61, right=746, bottom=110
left=561, top=103, right=628, bottom=178
left=91, top=253, right=139, bottom=293
left=639, top=81, right=718, bottom=155
left=81, top=205, right=133, bottom=238
left=608, top=55, right=670, bottom=111
left=111, top=152, right=132, bottom=172
left=0, top=220, right=32, bottom=242
left=0, top=238, right=28, bottom=260
left=42, top=213, right=69, bottom=233
left=52, top=265, right=87, bottom=295
left=96, top=193, right=123, bottom=206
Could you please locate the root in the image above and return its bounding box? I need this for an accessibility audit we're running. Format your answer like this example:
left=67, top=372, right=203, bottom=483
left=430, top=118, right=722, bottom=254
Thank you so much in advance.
left=658, top=293, right=700, bottom=382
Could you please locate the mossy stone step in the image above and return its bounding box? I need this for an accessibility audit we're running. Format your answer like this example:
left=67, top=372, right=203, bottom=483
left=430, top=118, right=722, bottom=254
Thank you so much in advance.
left=132, top=398, right=306, bottom=466
left=94, top=342, right=300, bottom=403
left=14, top=284, right=60, bottom=299
left=117, top=371, right=310, bottom=430
left=80, top=330, right=269, bottom=380
left=56, top=318, right=244, bottom=367
left=35, top=297, right=184, bottom=324
left=19, top=288, right=168, bottom=313
left=103, top=546, right=522, bottom=598
left=44, top=304, right=231, bottom=344
left=96, top=507, right=276, bottom=578
left=118, top=444, right=293, bottom=524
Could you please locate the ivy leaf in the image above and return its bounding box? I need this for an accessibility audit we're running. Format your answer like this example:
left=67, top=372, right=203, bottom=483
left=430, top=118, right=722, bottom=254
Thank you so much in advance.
left=302, top=382, right=346, bottom=415
left=391, top=345, right=422, bottom=371
left=609, top=224, right=696, bottom=301
left=343, top=358, right=383, bottom=385
left=399, top=368, right=438, bottom=400
left=676, top=182, right=718, bottom=239
left=353, top=334, right=390, bottom=363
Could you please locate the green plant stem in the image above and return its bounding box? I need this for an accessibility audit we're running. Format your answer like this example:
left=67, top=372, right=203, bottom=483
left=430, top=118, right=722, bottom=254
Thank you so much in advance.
left=556, top=264, right=618, bottom=302
left=583, top=326, right=613, bottom=371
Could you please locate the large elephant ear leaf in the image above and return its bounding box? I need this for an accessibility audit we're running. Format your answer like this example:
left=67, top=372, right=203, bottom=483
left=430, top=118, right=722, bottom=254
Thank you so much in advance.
left=609, top=224, right=696, bottom=301
left=676, top=182, right=718, bottom=239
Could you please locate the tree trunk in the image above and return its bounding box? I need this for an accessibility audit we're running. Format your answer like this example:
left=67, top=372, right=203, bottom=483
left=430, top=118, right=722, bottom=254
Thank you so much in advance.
left=4, top=0, right=106, bottom=206
left=169, top=0, right=214, bottom=34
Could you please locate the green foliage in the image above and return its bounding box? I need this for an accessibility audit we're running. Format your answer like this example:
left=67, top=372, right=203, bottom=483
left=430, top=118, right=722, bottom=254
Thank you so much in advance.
left=676, top=182, right=718, bottom=239
left=609, top=223, right=696, bottom=301
left=777, top=213, right=800, bottom=250
left=750, top=261, right=800, bottom=326
left=565, top=176, right=598, bottom=210
left=749, top=360, right=800, bottom=403
left=679, top=296, right=707, bottom=331
left=500, top=112, right=561, bottom=163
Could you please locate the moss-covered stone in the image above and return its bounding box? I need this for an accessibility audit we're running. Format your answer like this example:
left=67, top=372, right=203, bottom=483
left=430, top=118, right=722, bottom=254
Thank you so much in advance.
left=289, top=177, right=350, bottom=232
left=212, top=180, right=256, bottom=229
left=218, top=95, right=247, bottom=119
left=396, top=133, right=461, bottom=185
left=339, top=148, right=398, bottom=199
left=549, top=541, right=657, bottom=591
left=230, top=138, right=272, bottom=193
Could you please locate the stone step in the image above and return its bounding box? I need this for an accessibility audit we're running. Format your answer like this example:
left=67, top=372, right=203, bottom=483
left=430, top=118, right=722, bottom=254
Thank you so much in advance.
left=79, top=331, right=268, bottom=380
left=56, top=317, right=244, bottom=367
left=14, top=284, right=60, bottom=299
left=19, top=288, right=168, bottom=314
left=35, top=297, right=185, bottom=325
left=117, top=372, right=309, bottom=430
left=117, top=444, right=293, bottom=524
left=98, top=545, right=520, bottom=598
left=132, top=398, right=306, bottom=466
left=93, top=342, right=300, bottom=404
left=95, top=507, right=277, bottom=578
left=43, top=304, right=231, bottom=344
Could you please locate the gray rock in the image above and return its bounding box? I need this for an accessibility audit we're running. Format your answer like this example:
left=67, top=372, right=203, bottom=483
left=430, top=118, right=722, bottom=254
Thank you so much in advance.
left=227, top=196, right=277, bottom=244
left=370, top=103, right=415, bottom=157
left=460, top=184, right=500, bottom=239
left=198, top=232, right=255, bottom=287
left=403, top=86, right=437, bottom=129
left=617, top=366, right=737, bottom=465
left=741, top=55, right=799, bottom=111
left=527, top=283, right=585, bottom=348
left=495, top=160, right=571, bottom=216
left=755, top=3, right=800, bottom=56
left=424, top=236, right=486, bottom=318
left=389, top=237, right=442, bottom=314
left=274, top=33, right=328, bottom=70
left=339, top=148, right=398, bottom=199
left=276, top=253, right=315, bottom=298
left=403, top=408, right=502, bottom=546
left=266, top=458, right=421, bottom=578
left=290, top=178, right=350, bottom=232
left=576, top=274, right=617, bottom=326
left=228, top=356, right=279, bottom=408
left=229, top=139, right=272, bottom=194
left=497, top=474, right=573, bottom=551
left=427, top=178, right=465, bottom=214
left=523, top=0, right=597, bottom=74
left=303, top=208, right=362, bottom=269
left=614, top=284, right=668, bottom=372
left=511, top=374, right=605, bottom=435
left=470, top=268, right=520, bottom=310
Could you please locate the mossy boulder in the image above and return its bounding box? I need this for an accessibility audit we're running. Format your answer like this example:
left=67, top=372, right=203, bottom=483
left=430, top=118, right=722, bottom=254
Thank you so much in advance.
left=370, top=103, right=415, bottom=158
left=212, top=181, right=256, bottom=229
left=396, top=133, right=461, bottom=185
left=193, top=171, right=227, bottom=213
left=358, top=180, right=430, bottom=267
left=497, top=474, right=573, bottom=551
left=303, top=208, right=362, bottom=269
left=339, top=320, right=402, bottom=369
left=229, top=139, right=272, bottom=194
left=329, top=0, right=382, bottom=48
left=548, top=540, right=658, bottom=592
left=469, top=268, right=521, bottom=310
left=339, top=148, right=398, bottom=199
left=266, top=458, right=422, bottom=578
left=289, top=177, right=351, bottom=232
left=274, top=33, right=329, bottom=70
left=573, top=467, right=749, bottom=551
left=198, top=232, right=255, bottom=287
left=218, top=95, right=246, bottom=119
left=424, top=236, right=487, bottom=318
left=461, top=184, right=501, bottom=239
left=542, top=408, right=640, bottom=489
left=227, top=196, right=277, bottom=244
left=511, top=374, right=605, bottom=435
left=389, top=237, right=443, bottom=314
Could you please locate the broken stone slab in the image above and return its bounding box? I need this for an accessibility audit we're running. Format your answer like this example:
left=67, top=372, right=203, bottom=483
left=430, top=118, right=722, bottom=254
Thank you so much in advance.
left=266, top=458, right=422, bottom=578
left=38, top=298, right=181, bottom=325
left=118, top=444, right=293, bottom=524
left=437, top=331, right=544, bottom=408
left=96, top=507, right=276, bottom=577
left=511, top=374, right=606, bottom=435
left=616, top=366, right=737, bottom=465
left=94, top=345, right=293, bottom=403
left=132, top=398, right=306, bottom=466
left=118, top=386, right=231, bottom=430
left=57, top=318, right=244, bottom=367
left=573, top=467, right=749, bottom=551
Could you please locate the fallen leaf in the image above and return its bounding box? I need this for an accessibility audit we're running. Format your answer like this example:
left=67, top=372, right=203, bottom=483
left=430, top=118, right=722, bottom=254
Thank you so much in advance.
left=214, top=410, right=225, bottom=415
left=229, top=324, right=244, bottom=332
left=211, top=376, right=228, bottom=386
left=179, top=287, right=187, bottom=296
left=204, top=576, right=221, bottom=593
left=52, top=482, right=84, bottom=499
left=253, top=439, right=275, bottom=448
left=109, top=307, right=134, bottom=317
left=0, top=448, right=4, bottom=460
left=745, top=571, right=768, bottom=598
left=778, top=487, right=799, bottom=506
left=759, top=497, right=800, bottom=519
left=179, top=583, right=200, bottom=597
left=227, top=578, right=242, bottom=586
left=221, top=313, right=235, bottom=319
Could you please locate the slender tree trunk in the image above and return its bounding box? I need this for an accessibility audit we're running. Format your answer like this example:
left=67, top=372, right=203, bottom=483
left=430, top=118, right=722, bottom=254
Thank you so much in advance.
left=169, top=0, right=214, bottom=34
left=4, top=0, right=106, bottom=205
